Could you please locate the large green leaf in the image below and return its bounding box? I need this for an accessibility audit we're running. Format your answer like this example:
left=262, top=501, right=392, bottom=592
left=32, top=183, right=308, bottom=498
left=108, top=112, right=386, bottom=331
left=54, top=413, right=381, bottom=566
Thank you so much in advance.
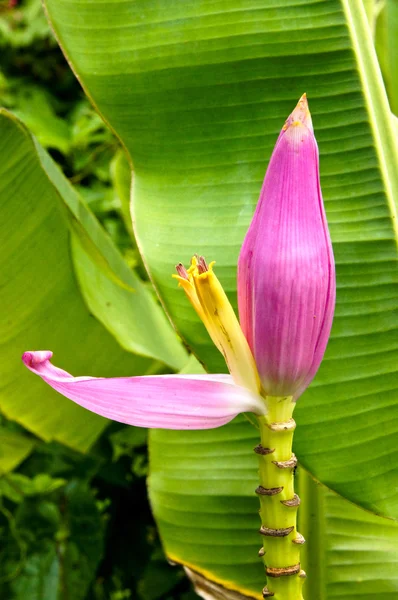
left=0, top=110, right=184, bottom=451
left=110, top=149, right=135, bottom=240
left=43, top=0, right=398, bottom=515
left=149, top=424, right=398, bottom=600
left=31, top=130, right=187, bottom=370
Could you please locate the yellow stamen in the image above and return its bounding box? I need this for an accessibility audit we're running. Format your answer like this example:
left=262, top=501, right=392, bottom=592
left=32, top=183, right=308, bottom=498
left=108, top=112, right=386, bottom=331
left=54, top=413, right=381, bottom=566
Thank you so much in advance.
left=173, top=260, right=205, bottom=320
left=173, top=256, right=261, bottom=394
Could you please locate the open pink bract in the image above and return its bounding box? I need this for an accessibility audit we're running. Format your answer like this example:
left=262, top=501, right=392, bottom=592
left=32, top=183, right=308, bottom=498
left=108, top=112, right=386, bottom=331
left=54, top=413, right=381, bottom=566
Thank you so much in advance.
left=238, top=95, right=335, bottom=399
left=22, top=351, right=265, bottom=429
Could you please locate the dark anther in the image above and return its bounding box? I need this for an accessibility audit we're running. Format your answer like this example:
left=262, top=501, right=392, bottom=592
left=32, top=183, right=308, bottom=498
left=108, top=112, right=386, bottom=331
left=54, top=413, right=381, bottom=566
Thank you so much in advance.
left=255, top=486, right=284, bottom=496
left=272, top=454, right=297, bottom=469
left=175, top=263, right=189, bottom=279
left=292, top=533, right=306, bottom=545
left=258, top=547, right=265, bottom=557
left=266, top=563, right=301, bottom=578
left=267, top=418, right=296, bottom=432
left=281, top=494, right=301, bottom=507
left=262, top=587, right=275, bottom=597
left=254, top=444, right=275, bottom=455
left=259, top=525, right=294, bottom=537
left=196, top=255, right=209, bottom=274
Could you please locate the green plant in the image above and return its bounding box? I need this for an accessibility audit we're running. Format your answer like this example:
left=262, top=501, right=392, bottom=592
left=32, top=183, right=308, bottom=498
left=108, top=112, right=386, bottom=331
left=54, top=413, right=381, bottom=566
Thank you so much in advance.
left=1, top=1, right=398, bottom=598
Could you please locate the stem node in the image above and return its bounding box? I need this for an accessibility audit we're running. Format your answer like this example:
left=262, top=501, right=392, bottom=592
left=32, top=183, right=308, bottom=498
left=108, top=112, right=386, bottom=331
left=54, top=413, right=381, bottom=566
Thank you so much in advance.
left=259, top=525, right=294, bottom=537
left=281, top=494, right=301, bottom=507
left=299, top=570, right=307, bottom=579
left=266, top=563, right=301, bottom=578
left=292, top=533, right=306, bottom=545
left=272, top=454, right=297, bottom=469
left=267, top=418, right=296, bottom=432
left=256, top=485, right=284, bottom=496
left=262, top=587, right=275, bottom=597
left=254, top=444, right=275, bottom=455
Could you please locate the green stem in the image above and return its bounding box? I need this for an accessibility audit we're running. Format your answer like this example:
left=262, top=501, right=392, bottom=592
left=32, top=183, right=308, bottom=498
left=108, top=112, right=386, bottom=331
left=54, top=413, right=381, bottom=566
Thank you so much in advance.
left=256, top=396, right=305, bottom=599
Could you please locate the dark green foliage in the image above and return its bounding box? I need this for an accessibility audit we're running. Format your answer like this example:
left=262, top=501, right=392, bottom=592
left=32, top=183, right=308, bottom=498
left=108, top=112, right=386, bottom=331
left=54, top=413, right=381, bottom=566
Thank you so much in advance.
left=0, top=425, right=192, bottom=599
left=0, top=473, right=104, bottom=600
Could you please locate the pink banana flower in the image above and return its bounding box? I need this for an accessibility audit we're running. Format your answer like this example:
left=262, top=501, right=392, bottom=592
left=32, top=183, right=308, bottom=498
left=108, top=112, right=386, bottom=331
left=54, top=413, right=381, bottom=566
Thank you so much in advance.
left=238, top=93, right=335, bottom=399
left=22, top=94, right=335, bottom=429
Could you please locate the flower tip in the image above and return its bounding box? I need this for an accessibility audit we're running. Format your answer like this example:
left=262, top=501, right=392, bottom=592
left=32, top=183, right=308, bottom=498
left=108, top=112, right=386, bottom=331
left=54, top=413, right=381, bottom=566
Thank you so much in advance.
left=298, top=92, right=307, bottom=105
left=283, top=93, right=313, bottom=133
left=22, top=350, right=53, bottom=368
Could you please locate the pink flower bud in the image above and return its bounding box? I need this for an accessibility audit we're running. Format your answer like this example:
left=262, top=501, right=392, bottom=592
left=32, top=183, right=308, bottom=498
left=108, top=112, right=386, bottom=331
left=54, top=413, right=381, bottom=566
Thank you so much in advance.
left=238, top=95, right=336, bottom=400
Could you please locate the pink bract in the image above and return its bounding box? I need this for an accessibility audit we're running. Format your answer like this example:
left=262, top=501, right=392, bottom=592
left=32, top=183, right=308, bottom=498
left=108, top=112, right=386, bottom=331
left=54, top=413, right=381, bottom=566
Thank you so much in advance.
left=238, top=97, right=335, bottom=399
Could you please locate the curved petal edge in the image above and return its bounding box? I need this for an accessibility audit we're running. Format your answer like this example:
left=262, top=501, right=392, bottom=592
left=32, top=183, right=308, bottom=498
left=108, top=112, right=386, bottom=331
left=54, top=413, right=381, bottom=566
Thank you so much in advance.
left=22, top=351, right=266, bottom=430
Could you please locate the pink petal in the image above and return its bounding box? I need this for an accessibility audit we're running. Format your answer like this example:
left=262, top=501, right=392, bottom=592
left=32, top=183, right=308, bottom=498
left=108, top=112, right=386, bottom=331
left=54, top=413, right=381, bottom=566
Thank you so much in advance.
left=238, top=97, right=335, bottom=400
left=22, top=351, right=265, bottom=429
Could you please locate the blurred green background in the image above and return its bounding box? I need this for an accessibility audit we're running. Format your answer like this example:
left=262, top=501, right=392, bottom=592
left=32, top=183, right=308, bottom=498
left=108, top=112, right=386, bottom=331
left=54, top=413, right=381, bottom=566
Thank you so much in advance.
left=0, top=1, right=397, bottom=599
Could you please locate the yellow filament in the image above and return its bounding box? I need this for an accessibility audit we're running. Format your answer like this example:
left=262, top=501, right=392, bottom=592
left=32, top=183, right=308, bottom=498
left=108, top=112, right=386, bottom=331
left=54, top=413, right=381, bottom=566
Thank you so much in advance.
left=173, top=257, right=261, bottom=394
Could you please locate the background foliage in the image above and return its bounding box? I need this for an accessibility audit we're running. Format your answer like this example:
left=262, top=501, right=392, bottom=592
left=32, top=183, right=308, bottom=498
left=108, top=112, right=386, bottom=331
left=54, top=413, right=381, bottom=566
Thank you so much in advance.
left=0, top=1, right=397, bottom=599
left=0, top=1, right=191, bottom=598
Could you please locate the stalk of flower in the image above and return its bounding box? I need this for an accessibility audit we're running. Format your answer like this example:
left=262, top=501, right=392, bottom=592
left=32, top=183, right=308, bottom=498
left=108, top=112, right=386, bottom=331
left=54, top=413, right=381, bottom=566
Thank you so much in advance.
left=22, top=94, right=335, bottom=600
left=237, top=93, right=335, bottom=599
